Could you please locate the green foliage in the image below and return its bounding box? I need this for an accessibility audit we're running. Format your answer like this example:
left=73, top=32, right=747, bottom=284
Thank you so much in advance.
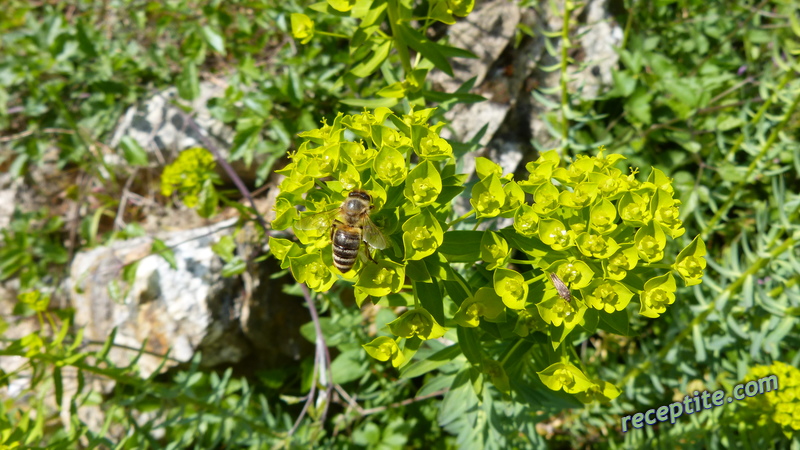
left=2, top=0, right=800, bottom=447
left=271, top=106, right=706, bottom=446
left=0, top=209, right=68, bottom=291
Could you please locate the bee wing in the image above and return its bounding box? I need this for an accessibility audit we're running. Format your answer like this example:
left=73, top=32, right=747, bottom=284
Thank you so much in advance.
left=361, top=217, right=389, bottom=250
left=295, top=208, right=339, bottom=231
left=549, top=273, right=572, bottom=302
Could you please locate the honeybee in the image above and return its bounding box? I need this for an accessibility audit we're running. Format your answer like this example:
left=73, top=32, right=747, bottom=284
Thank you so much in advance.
left=549, top=272, right=572, bottom=302
left=295, top=190, right=389, bottom=273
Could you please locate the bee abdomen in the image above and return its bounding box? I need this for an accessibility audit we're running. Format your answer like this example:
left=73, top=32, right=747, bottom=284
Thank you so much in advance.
left=332, top=230, right=361, bottom=272
left=333, top=230, right=361, bottom=248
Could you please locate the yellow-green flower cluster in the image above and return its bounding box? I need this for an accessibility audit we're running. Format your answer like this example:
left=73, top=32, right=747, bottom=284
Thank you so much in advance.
left=272, top=108, right=454, bottom=292
left=497, top=149, right=706, bottom=326
left=738, top=361, right=800, bottom=438
left=160, top=147, right=219, bottom=209
left=272, top=109, right=457, bottom=364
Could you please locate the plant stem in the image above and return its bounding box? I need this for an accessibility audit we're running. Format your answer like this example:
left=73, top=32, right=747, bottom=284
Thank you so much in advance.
left=447, top=209, right=475, bottom=228
left=509, top=259, right=536, bottom=265
left=559, top=1, right=573, bottom=149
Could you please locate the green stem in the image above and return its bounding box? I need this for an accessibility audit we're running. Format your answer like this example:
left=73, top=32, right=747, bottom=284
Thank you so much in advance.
left=447, top=209, right=475, bottom=229
left=642, top=263, right=672, bottom=269
left=559, top=2, right=573, bottom=149
left=525, top=273, right=546, bottom=285
left=471, top=218, right=484, bottom=231
left=500, top=339, right=526, bottom=366
left=315, top=31, right=349, bottom=39
left=509, top=259, right=536, bottom=265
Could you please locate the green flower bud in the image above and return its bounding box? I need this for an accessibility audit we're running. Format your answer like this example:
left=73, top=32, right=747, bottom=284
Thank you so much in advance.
left=552, top=260, right=594, bottom=290
left=404, top=107, right=437, bottom=125
left=363, top=336, right=406, bottom=367
left=590, top=198, right=618, bottom=234
left=402, top=209, right=444, bottom=260
left=584, top=279, right=634, bottom=313
left=341, top=111, right=378, bottom=138
left=604, top=245, right=639, bottom=280
left=532, top=182, right=560, bottom=216
left=651, top=188, right=685, bottom=238
left=576, top=233, right=620, bottom=259
left=513, top=308, right=548, bottom=337
left=470, top=173, right=506, bottom=218
left=289, top=253, right=336, bottom=292
left=416, top=129, right=452, bottom=160
left=480, top=231, right=510, bottom=270
left=454, top=287, right=505, bottom=327
left=539, top=218, right=575, bottom=251
left=494, top=269, right=528, bottom=309
left=618, top=191, right=651, bottom=226
left=553, top=155, right=595, bottom=185
left=502, top=180, right=525, bottom=214
left=372, top=125, right=411, bottom=150
left=513, top=203, right=539, bottom=236
left=537, top=362, right=594, bottom=394
left=519, top=160, right=556, bottom=191
left=290, top=13, right=315, bottom=44
left=635, top=221, right=667, bottom=263
left=355, top=259, right=405, bottom=297
left=673, top=236, right=707, bottom=286
left=639, top=272, right=677, bottom=318
left=537, top=293, right=586, bottom=328
left=337, top=163, right=362, bottom=191
left=593, top=149, right=627, bottom=170
left=388, top=308, right=446, bottom=340
left=341, top=141, right=375, bottom=168
left=404, top=160, right=442, bottom=207
left=589, top=170, right=625, bottom=198
left=559, top=182, right=598, bottom=209
left=374, top=146, right=407, bottom=186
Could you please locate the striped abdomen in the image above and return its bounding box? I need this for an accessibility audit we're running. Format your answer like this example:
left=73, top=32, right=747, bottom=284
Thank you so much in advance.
left=332, top=226, right=362, bottom=272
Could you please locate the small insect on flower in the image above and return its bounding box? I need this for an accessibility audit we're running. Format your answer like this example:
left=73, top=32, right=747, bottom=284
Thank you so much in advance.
left=549, top=272, right=572, bottom=302
left=295, top=190, right=388, bottom=273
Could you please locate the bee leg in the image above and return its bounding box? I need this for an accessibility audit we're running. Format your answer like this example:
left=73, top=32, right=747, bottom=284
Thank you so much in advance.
left=359, top=244, right=378, bottom=265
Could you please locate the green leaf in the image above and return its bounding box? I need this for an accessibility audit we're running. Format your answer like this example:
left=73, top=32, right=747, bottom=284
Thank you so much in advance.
left=177, top=61, right=200, bottom=101
left=221, top=257, right=246, bottom=277
left=598, top=309, right=633, bottom=336
left=457, top=326, right=482, bottom=365
left=119, top=136, right=149, bottom=166
left=197, top=179, right=219, bottom=218
left=331, top=349, right=368, bottom=384
left=212, top=235, right=236, bottom=262
left=201, top=26, right=226, bottom=55
left=151, top=239, right=177, bottom=269
left=415, top=280, right=444, bottom=327
left=439, top=230, right=482, bottom=262
left=395, top=24, right=453, bottom=76
left=350, top=39, right=391, bottom=78
left=399, top=344, right=461, bottom=379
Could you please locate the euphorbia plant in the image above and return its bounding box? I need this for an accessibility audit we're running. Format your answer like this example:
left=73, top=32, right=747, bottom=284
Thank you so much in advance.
left=269, top=108, right=706, bottom=405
